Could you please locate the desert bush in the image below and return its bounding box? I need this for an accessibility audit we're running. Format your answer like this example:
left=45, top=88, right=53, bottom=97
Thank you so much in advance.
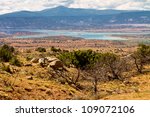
left=1, top=44, right=15, bottom=53
left=58, top=52, right=73, bottom=67
left=72, top=49, right=99, bottom=69
left=85, top=61, right=105, bottom=95
left=0, top=44, right=22, bottom=66
left=35, top=47, right=46, bottom=52
left=85, top=52, right=129, bottom=95
left=101, top=52, right=127, bottom=80
left=131, top=44, right=150, bottom=73
left=59, top=49, right=100, bottom=84
left=59, top=49, right=99, bottom=69
left=9, top=57, right=22, bottom=67
left=0, top=45, right=14, bottom=62
left=51, top=46, right=61, bottom=52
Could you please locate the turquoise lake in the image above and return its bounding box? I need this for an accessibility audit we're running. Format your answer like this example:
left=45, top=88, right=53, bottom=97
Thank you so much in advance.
left=3, top=29, right=150, bottom=40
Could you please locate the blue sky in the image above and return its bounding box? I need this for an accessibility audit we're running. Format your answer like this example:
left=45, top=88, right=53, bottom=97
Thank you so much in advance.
left=0, top=0, right=149, bottom=14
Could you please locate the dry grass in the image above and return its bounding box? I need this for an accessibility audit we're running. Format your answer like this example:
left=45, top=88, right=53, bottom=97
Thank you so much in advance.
left=0, top=49, right=150, bottom=100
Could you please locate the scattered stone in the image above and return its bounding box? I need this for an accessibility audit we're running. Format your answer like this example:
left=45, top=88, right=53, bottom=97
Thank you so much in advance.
left=25, top=87, right=32, bottom=92
left=31, top=58, right=39, bottom=63
left=39, top=58, right=46, bottom=66
left=24, top=63, right=32, bottom=67
left=48, top=60, right=63, bottom=69
left=45, top=57, right=58, bottom=62
left=38, top=87, right=47, bottom=91
left=26, top=76, right=33, bottom=80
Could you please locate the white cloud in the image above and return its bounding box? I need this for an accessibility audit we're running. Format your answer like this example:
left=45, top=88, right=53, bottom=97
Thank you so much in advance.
left=0, top=0, right=149, bottom=14
left=68, top=0, right=150, bottom=10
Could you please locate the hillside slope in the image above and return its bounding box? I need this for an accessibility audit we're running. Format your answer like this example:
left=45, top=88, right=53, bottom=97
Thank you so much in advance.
left=0, top=49, right=150, bottom=100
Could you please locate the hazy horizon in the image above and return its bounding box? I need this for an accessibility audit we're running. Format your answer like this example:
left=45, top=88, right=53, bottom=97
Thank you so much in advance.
left=0, top=0, right=150, bottom=15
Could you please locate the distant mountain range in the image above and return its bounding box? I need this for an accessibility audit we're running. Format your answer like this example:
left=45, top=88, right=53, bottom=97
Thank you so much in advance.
left=0, top=6, right=149, bottom=29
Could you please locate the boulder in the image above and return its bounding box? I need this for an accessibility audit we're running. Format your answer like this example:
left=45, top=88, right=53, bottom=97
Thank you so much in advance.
left=38, top=58, right=46, bottom=66
left=31, top=58, right=39, bottom=63
left=45, top=57, right=58, bottom=62
left=26, top=76, right=33, bottom=80
left=48, top=60, right=63, bottom=69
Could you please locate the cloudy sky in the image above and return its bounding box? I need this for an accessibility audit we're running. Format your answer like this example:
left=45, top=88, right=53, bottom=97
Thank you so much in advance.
left=0, top=0, right=150, bottom=14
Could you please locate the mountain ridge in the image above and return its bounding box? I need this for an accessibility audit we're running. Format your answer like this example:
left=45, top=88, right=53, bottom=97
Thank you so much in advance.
left=0, top=6, right=149, bottom=29
left=0, top=6, right=140, bottom=17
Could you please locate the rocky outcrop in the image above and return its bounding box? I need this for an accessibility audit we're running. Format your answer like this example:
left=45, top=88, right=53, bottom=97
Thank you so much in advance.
left=30, top=56, right=63, bottom=69
left=48, top=60, right=63, bottom=69
left=38, top=58, right=47, bottom=66
left=45, top=57, right=58, bottom=62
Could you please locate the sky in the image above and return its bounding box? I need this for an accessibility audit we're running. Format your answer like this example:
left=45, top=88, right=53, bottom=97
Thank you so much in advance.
left=0, top=0, right=150, bottom=14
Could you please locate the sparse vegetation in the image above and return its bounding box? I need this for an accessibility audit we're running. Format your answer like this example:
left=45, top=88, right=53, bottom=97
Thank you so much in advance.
left=35, top=47, right=46, bottom=52
left=9, top=57, right=22, bottom=67
left=0, top=44, right=21, bottom=67
left=132, top=44, right=150, bottom=73
left=51, top=46, right=61, bottom=52
left=0, top=45, right=13, bottom=62
left=0, top=43, right=150, bottom=100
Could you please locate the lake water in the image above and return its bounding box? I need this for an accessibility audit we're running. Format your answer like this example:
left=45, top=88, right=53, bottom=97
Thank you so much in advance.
left=2, top=29, right=150, bottom=40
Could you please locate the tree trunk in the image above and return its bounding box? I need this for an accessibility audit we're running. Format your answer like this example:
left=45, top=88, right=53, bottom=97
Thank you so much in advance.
left=74, top=68, right=80, bottom=84
left=94, top=77, right=98, bottom=95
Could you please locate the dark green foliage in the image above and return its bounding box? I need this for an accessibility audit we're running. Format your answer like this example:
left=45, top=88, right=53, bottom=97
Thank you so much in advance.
left=0, top=45, right=14, bottom=62
left=132, top=44, right=150, bottom=73
left=138, top=44, right=150, bottom=57
left=9, top=57, right=22, bottom=67
left=35, top=47, right=46, bottom=52
left=58, top=52, right=73, bottom=67
left=0, top=44, right=22, bottom=67
left=58, top=49, right=100, bottom=85
left=51, top=46, right=61, bottom=52
left=2, top=44, right=15, bottom=53
left=72, top=49, right=99, bottom=69
left=59, top=49, right=99, bottom=69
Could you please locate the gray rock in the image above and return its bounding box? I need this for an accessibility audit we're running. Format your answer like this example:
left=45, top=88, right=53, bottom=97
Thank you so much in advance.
left=26, top=76, right=33, bottom=80
left=39, top=58, right=46, bottom=64
left=48, top=60, right=63, bottom=69
left=45, top=57, right=58, bottom=62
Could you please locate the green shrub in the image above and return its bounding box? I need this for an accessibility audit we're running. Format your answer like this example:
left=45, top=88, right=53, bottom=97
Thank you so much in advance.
left=0, top=44, right=22, bottom=67
left=0, top=45, right=13, bottom=62
left=51, top=46, right=61, bottom=52
left=35, top=47, right=46, bottom=52
left=59, top=49, right=99, bottom=69
left=132, top=44, right=150, bottom=73
left=1, top=44, right=15, bottom=53
left=72, top=49, right=99, bottom=69
left=58, top=52, right=73, bottom=67
left=9, top=57, right=22, bottom=67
